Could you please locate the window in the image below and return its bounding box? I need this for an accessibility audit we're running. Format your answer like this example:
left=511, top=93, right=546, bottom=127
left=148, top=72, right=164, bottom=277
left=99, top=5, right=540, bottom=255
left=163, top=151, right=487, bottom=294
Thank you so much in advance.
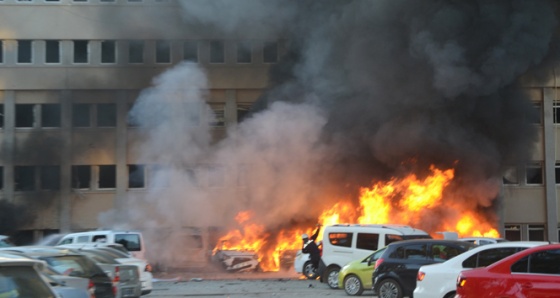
left=98, top=165, right=116, bottom=189
left=512, top=249, right=560, bottom=274
left=556, top=163, right=560, bottom=184
left=462, top=247, right=522, bottom=268
left=526, top=163, right=543, bottom=185
left=236, top=41, right=252, bottom=63
left=45, top=40, right=60, bottom=63
left=183, top=41, right=198, bottom=62
left=237, top=103, right=251, bottom=123
left=209, top=104, right=225, bottom=127
left=0, top=40, right=3, bottom=63
left=505, top=224, right=521, bottom=241
left=149, top=165, right=170, bottom=188
left=0, top=105, right=4, bottom=128
left=128, top=164, right=145, bottom=188
left=263, top=41, right=278, bottom=63
left=15, top=104, right=35, bottom=128
left=503, top=166, right=518, bottom=185
left=114, top=234, right=141, bottom=251
left=40, top=166, right=60, bottom=190
left=0, top=167, right=4, bottom=190
left=528, top=225, right=545, bottom=241
left=17, top=40, right=32, bottom=63
left=14, top=166, right=35, bottom=191
left=156, top=40, right=171, bottom=63
left=41, top=104, right=61, bottom=128
left=73, top=40, right=88, bottom=63
left=356, top=233, right=379, bottom=251
left=391, top=244, right=427, bottom=260
left=328, top=233, right=352, bottom=248
left=129, top=40, right=144, bottom=63
left=554, top=101, right=560, bottom=124
left=101, top=40, right=116, bottom=63
left=71, top=165, right=91, bottom=189
left=96, top=103, right=116, bottom=127
left=531, top=102, right=542, bottom=124
left=209, top=40, right=225, bottom=63
left=72, top=104, right=91, bottom=127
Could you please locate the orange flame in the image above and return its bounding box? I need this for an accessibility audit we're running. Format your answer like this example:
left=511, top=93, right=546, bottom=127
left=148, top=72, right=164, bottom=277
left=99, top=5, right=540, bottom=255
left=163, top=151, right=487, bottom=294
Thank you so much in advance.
left=214, top=165, right=500, bottom=271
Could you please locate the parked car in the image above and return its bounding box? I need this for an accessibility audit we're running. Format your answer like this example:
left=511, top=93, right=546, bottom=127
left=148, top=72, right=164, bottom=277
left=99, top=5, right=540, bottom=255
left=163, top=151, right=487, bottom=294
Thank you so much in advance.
left=371, top=239, right=475, bottom=298
left=0, top=246, right=116, bottom=298
left=293, top=241, right=322, bottom=279
left=414, top=241, right=549, bottom=298
left=59, top=243, right=153, bottom=295
left=337, top=247, right=387, bottom=296
left=456, top=243, right=560, bottom=298
left=0, top=252, right=60, bottom=298
left=317, top=224, right=431, bottom=289
left=41, top=269, right=90, bottom=298
left=56, top=230, right=147, bottom=260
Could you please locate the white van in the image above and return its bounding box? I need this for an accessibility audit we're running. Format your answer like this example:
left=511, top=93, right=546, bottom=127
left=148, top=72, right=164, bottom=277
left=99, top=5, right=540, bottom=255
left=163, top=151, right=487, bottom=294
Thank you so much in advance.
left=56, top=230, right=146, bottom=260
left=317, top=224, right=431, bottom=289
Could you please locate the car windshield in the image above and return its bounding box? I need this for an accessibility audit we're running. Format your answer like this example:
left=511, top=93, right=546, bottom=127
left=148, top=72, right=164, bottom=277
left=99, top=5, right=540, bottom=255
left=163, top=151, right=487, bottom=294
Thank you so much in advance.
left=114, top=234, right=141, bottom=252
left=41, top=255, right=105, bottom=278
left=364, top=247, right=387, bottom=262
left=0, top=266, right=56, bottom=298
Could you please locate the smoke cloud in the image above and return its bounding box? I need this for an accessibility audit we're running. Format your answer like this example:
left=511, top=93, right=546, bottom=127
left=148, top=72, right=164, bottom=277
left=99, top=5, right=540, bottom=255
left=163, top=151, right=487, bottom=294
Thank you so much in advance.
left=100, top=0, right=560, bottom=266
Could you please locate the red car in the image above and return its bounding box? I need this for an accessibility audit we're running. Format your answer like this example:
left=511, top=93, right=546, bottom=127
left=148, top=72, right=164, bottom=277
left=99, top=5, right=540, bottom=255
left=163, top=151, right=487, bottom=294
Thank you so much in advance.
left=456, top=243, right=560, bottom=298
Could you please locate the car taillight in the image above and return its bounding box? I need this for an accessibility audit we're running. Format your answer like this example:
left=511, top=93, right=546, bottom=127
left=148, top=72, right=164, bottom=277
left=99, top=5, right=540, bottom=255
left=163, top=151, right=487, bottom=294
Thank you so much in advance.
left=88, top=279, right=95, bottom=298
left=417, top=271, right=425, bottom=281
left=114, top=266, right=120, bottom=283
left=456, top=275, right=467, bottom=288
left=374, top=258, right=384, bottom=269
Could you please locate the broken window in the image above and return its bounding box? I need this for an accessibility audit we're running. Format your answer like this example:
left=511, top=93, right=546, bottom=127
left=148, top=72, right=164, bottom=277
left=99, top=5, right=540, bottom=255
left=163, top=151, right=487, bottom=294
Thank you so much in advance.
left=45, top=40, right=60, bottom=63
left=526, top=163, right=543, bottom=185
left=263, top=41, right=278, bottom=63
left=96, top=103, right=116, bottom=127
left=503, top=166, right=518, bottom=185
left=15, top=166, right=35, bottom=191
left=237, top=103, right=252, bottom=123
left=156, top=40, right=171, bottom=63
left=210, top=40, right=225, bottom=63
left=15, top=104, right=35, bottom=128
left=71, top=165, right=91, bottom=189
left=41, top=104, right=61, bottom=128
left=183, top=41, right=198, bottom=62
left=17, top=40, right=32, bottom=63
left=129, top=40, right=144, bottom=63
left=72, top=104, right=91, bottom=127
left=101, top=40, right=116, bottom=63
left=98, top=165, right=116, bottom=189
left=237, top=41, right=252, bottom=63
left=128, top=164, right=145, bottom=189
left=73, top=40, right=88, bottom=63
left=40, top=166, right=60, bottom=190
left=209, top=104, right=225, bottom=127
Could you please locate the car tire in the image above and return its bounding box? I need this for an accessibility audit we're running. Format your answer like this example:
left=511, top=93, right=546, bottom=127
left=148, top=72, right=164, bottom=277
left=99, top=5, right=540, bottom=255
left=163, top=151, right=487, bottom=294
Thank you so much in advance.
left=302, top=261, right=318, bottom=279
left=377, top=278, right=403, bottom=298
left=443, top=292, right=456, bottom=298
left=343, top=274, right=364, bottom=296
left=325, top=266, right=340, bottom=289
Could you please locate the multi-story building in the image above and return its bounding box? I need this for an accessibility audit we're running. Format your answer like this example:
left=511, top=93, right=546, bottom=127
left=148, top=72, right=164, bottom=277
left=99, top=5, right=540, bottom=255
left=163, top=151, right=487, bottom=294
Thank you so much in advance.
left=0, top=0, right=558, bottom=246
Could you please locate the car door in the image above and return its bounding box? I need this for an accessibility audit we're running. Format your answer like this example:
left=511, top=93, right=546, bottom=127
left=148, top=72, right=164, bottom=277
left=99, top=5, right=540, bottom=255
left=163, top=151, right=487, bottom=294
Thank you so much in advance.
left=399, top=243, right=432, bottom=292
left=511, top=248, right=560, bottom=297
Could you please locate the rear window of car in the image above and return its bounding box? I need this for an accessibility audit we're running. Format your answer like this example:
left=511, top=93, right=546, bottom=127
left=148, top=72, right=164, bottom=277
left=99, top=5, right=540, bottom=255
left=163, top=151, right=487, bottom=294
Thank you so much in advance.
left=0, top=266, right=56, bottom=297
left=115, top=234, right=141, bottom=251
left=462, top=247, right=523, bottom=268
left=41, top=255, right=105, bottom=277
left=329, top=233, right=353, bottom=248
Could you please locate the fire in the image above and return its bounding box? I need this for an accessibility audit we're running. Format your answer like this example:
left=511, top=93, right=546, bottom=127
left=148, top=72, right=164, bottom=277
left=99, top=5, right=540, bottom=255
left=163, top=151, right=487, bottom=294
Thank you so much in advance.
left=214, top=165, right=501, bottom=272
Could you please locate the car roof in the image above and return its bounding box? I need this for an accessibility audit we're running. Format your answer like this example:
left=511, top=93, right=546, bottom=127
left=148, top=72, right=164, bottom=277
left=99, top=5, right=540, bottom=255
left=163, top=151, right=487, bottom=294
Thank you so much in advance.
left=386, top=239, right=476, bottom=247
left=325, top=224, right=429, bottom=235
left=0, top=246, right=82, bottom=257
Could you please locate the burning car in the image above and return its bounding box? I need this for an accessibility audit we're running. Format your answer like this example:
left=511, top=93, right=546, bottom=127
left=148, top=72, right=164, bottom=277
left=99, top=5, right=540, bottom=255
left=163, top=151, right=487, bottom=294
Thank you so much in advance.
left=212, top=249, right=260, bottom=273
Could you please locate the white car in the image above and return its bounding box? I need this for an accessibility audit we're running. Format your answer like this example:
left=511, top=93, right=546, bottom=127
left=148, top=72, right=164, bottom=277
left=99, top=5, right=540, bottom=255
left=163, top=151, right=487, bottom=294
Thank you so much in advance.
left=293, top=250, right=315, bottom=279
left=458, top=237, right=508, bottom=246
left=0, top=252, right=61, bottom=297
left=413, top=241, right=549, bottom=298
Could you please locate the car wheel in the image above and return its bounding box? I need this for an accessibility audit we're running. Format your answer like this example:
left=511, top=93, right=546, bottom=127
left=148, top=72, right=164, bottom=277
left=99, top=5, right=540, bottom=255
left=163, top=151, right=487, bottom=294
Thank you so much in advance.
left=443, top=292, right=456, bottom=298
left=302, top=261, right=317, bottom=279
left=377, top=279, right=403, bottom=298
left=325, top=266, right=340, bottom=289
left=343, top=274, right=364, bottom=296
